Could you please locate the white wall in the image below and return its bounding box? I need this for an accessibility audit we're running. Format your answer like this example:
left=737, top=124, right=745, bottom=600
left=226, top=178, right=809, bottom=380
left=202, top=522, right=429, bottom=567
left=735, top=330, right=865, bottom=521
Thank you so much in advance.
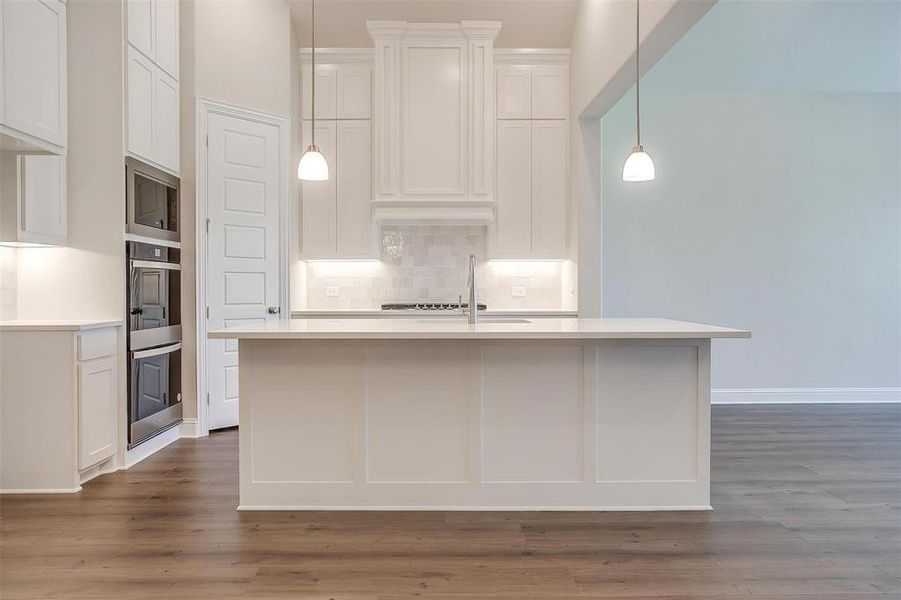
left=600, top=1, right=901, bottom=392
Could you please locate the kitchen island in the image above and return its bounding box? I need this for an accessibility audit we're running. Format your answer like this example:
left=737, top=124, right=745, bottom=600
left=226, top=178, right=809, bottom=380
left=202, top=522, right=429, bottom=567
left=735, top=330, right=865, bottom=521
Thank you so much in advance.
left=209, top=318, right=749, bottom=511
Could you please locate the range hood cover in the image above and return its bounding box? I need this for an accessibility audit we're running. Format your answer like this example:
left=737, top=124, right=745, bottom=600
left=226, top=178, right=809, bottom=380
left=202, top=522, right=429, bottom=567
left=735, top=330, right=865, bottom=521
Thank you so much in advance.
left=372, top=200, right=495, bottom=224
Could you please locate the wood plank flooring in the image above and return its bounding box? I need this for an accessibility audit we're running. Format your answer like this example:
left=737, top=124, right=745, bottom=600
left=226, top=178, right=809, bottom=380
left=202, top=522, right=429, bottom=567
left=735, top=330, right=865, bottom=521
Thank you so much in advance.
left=2, top=404, right=899, bottom=599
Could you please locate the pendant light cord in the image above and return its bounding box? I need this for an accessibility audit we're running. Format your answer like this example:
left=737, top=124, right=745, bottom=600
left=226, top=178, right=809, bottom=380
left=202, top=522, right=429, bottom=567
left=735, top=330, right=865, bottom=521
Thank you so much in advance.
left=311, top=0, right=316, bottom=146
left=635, top=0, right=641, bottom=148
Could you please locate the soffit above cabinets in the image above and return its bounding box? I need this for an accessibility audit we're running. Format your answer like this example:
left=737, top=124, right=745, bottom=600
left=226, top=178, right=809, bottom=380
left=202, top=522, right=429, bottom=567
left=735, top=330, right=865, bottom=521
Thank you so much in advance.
left=368, top=20, right=501, bottom=224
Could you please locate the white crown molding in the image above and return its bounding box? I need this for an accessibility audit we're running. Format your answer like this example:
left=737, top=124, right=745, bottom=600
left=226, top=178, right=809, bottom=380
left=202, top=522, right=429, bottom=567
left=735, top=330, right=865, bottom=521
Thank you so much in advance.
left=367, top=20, right=501, bottom=42
left=712, top=387, right=901, bottom=404
left=299, top=47, right=375, bottom=65
left=494, top=48, right=571, bottom=65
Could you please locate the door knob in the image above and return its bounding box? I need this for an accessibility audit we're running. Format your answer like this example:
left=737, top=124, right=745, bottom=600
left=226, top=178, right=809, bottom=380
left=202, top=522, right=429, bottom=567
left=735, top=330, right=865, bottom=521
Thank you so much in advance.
left=267, top=306, right=281, bottom=315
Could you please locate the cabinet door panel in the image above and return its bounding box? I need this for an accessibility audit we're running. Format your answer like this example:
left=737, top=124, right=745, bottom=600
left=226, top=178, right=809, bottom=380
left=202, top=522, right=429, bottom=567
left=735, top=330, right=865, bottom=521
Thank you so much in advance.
left=337, top=65, right=372, bottom=119
left=155, top=71, right=179, bottom=173
left=126, top=0, right=155, bottom=59
left=496, top=67, right=531, bottom=119
left=155, top=0, right=179, bottom=79
left=78, top=356, right=117, bottom=469
left=531, top=120, right=567, bottom=257
left=20, top=155, right=66, bottom=244
left=302, top=67, right=338, bottom=120
left=336, top=120, right=372, bottom=257
left=127, top=46, right=155, bottom=161
left=301, top=120, right=337, bottom=258
left=493, top=120, right=532, bottom=257
left=1, top=0, right=67, bottom=147
left=531, top=67, right=567, bottom=119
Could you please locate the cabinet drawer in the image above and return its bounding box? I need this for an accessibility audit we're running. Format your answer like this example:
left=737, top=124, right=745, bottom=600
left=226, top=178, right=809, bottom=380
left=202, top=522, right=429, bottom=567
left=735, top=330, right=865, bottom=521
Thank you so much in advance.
left=78, top=328, right=118, bottom=361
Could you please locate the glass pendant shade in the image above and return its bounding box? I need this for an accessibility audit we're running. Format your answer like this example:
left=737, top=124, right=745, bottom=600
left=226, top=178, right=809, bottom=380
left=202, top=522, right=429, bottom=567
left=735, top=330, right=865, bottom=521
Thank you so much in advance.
left=298, top=144, right=329, bottom=181
left=622, top=145, right=655, bottom=182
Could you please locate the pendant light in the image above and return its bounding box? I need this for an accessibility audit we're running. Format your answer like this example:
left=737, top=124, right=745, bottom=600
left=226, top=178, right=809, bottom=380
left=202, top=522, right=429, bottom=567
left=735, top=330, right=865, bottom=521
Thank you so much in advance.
left=622, top=0, right=655, bottom=182
left=298, top=0, right=329, bottom=181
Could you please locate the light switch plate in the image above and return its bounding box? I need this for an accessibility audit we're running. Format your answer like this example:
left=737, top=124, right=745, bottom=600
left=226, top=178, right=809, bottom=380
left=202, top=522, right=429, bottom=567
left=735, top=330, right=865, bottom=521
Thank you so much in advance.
left=512, top=286, right=527, bottom=298
left=325, top=286, right=340, bottom=297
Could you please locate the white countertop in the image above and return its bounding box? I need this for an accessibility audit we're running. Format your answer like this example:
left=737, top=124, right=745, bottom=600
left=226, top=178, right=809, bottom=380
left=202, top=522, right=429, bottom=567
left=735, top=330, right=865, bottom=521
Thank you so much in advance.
left=291, top=309, right=579, bottom=318
left=209, top=317, right=750, bottom=340
left=0, top=319, right=123, bottom=332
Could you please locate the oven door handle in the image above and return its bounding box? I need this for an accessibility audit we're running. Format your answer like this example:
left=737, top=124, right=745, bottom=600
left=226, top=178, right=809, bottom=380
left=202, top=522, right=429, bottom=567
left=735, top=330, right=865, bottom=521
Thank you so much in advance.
left=132, top=342, right=182, bottom=360
left=130, top=259, right=181, bottom=271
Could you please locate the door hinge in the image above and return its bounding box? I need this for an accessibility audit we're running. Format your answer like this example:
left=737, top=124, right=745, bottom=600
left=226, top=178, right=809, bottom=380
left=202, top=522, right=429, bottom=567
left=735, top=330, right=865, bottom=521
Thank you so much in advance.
left=206, top=393, right=210, bottom=406
left=206, top=306, right=210, bottom=319
left=205, top=218, right=210, bottom=233
left=205, top=134, right=209, bottom=147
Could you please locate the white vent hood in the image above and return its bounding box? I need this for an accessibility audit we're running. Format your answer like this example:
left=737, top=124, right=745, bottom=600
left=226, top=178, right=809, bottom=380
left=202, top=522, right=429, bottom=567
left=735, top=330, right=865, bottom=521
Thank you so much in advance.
left=368, top=21, right=501, bottom=224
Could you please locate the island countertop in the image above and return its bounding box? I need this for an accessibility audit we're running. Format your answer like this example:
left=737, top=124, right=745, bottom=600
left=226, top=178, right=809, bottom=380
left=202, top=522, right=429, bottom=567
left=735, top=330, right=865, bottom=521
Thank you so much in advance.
left=209, top=317, right=750, bottom=340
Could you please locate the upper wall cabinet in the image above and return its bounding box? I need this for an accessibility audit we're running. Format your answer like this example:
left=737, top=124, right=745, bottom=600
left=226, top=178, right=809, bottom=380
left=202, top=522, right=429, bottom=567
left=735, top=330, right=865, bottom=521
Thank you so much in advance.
left=367, top=21, right=500, bottom=221
left=0, top=154, right=67, bottom=246
left=0, top=0, right=67, bottom=154
left=301, top=53, right=372, bottom=120
left=126, top=0, right=180, bottom=175
left=126, top=0, right=179, bottom=79
left=495, top=51, right=569, bottom=120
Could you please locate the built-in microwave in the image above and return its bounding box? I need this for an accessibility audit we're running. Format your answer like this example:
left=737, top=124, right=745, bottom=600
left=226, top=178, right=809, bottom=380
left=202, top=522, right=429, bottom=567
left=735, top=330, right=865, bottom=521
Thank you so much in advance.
left=126, top=157, right=180, bottom=242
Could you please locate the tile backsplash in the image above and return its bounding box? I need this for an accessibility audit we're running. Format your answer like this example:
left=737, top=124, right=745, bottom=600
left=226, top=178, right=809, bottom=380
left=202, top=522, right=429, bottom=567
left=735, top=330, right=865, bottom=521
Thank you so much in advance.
left=300, top=225, right=571, bottom=310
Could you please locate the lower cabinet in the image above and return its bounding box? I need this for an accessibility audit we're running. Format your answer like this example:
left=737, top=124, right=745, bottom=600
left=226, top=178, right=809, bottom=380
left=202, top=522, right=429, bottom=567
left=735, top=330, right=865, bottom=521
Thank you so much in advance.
left=301, top=119, right=374, bottom=259
left=491, top=119, right=567, bottom=259
left=0, top=324, right=121, bottom=493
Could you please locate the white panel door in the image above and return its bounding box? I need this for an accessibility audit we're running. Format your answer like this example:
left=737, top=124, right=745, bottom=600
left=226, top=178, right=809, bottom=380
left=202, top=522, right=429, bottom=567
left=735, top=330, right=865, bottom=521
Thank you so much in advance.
left=337, top=64, right=372, bottom=119
left=1, top=0, right=67, bottom=148
left=336, top=120, right=372, bottom=257
left=207, top=112, right=282, bottom=430
left=492, top=120, right=531, bottom=257
left=126, top=0, right=155, bottom=59
left=127, top=45, right=155, bottom=161
left=154, top=70, right=179, bottom=173
left=531, top=120, right=567, bottom=257
left=78, top=356, right=117, bottom=469
left=496, top=67, right=531, bottom=119
left=154, top=0, right=179, bottom=79
left=20, top=155, right=66, bottom=244
left=302, top=66, right=337, bottom=120
left=300, top=120, right=337, bottom=258
left=531, top=66, right=568, bottom=119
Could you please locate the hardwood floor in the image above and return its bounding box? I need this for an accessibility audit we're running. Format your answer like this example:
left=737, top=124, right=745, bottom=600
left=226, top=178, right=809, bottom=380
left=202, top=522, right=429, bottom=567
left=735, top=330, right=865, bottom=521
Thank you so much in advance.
left=2, top=404, right=899, bottom=599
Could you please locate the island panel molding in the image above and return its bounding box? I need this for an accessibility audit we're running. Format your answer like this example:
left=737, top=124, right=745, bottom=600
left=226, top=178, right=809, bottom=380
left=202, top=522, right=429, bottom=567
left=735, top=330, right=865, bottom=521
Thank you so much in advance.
left=214, top=317, right=748, bottom=510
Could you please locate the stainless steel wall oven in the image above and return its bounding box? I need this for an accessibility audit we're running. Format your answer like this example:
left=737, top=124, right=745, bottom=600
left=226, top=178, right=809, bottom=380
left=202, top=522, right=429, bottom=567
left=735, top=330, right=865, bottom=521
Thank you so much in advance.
left=126, top=230, right=182, bottom=447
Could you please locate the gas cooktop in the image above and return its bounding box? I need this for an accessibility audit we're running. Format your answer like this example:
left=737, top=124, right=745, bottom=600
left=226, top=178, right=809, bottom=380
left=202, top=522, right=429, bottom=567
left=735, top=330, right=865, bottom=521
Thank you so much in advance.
left=381, top=302, right=487, bottom=311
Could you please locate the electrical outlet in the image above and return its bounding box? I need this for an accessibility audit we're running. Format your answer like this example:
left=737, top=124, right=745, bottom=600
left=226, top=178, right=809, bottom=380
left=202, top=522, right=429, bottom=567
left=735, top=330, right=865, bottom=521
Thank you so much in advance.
left=512, top=286, right=527, bottom=298
left=325, top=286, right=340, bottom=297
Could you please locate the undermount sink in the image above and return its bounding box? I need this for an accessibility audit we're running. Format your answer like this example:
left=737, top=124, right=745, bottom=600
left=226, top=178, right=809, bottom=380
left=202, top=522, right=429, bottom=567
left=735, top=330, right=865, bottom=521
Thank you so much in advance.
left=415, top=318, right=532, bottom=324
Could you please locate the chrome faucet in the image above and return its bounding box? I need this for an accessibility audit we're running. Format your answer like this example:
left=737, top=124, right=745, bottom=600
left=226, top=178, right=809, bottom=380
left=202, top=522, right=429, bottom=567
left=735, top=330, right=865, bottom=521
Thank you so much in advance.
left=466, top=254, right=478, bottom=324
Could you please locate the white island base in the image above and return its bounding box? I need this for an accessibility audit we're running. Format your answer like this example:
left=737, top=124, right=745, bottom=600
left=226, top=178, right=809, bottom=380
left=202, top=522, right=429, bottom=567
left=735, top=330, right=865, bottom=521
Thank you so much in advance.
left=212, top=318, right=749, bottom=511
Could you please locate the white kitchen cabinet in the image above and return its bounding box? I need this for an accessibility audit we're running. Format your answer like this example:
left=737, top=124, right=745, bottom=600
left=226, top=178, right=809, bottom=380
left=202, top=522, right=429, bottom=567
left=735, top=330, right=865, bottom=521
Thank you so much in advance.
left=126, top=0, right=179, bottom=79
left=301, top=120, right=337, bottom=258
left=78, top=355, right=117, bottom=470
left=496, top=67, right=531, bottom=120
left=126, top=45, right=180, bottom=175
left=491, top=120, right=567, bottom=259
left=495, top=64, right=567, bottom=120
left=0, top=0, right=67, bottom=153
left=336, top=120, right=372, bottom=256
left=0, top=323, right=122, bottom=493
left=0, top=154, right=67, bottom=246
left=300, top=120, right=374, bottom=259
left=493, top=120, right=532, bottom=257
left=303, top=63, right=372, bottom=120
left=530, top=120, right=567, bottom=257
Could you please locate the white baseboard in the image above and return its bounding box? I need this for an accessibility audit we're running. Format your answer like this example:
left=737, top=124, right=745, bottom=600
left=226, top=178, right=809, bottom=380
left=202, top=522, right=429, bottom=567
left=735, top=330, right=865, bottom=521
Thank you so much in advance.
left=124, top=425, right=181, bottom=468
left=712, top=387, right=901, bottom=404
left=0, top=487, right=82, bottom=494
left=180, top=418, right=205, bottom=438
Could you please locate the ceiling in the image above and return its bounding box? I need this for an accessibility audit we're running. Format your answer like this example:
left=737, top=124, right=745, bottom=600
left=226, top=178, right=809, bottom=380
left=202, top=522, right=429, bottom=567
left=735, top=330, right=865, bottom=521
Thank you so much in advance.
left=287, top=0, right=581, bottom=48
